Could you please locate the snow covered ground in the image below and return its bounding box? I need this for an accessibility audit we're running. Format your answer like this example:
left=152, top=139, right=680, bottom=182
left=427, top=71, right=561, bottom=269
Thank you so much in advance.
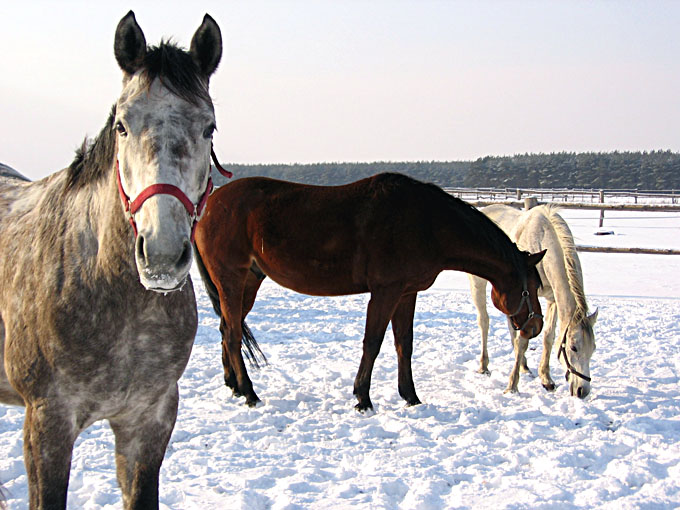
left=1, top=209, right=679, bottom=509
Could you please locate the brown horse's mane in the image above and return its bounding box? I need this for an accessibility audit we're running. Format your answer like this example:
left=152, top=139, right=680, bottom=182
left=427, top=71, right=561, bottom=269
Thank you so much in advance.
left=375, top=173, right=529, bottom=279
left=65, top=42, right=211, bottom=191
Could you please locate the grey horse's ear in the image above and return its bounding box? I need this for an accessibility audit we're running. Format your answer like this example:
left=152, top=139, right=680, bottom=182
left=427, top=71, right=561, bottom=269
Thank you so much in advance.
left=114, top=11, right=147, bottom=75
left=587, top=308, right=599, bottom=326
left=190, top=14, right=222, bottom=78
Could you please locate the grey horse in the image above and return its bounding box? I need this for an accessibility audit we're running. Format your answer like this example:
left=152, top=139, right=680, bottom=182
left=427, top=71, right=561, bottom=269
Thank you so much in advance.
left=0, top=11, right=222, bottom=509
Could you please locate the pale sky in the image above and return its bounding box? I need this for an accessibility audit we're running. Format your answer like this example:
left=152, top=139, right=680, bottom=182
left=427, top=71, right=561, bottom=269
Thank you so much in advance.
left=1, top=1, right=679, bottom=180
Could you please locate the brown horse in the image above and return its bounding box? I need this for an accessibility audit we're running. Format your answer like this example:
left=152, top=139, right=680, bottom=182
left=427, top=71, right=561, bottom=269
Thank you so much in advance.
left=194, top=173, right=545, bottom=411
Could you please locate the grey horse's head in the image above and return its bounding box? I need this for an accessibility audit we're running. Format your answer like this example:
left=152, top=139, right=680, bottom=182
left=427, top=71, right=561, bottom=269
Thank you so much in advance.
left=113, top=11, right=221, bottom=291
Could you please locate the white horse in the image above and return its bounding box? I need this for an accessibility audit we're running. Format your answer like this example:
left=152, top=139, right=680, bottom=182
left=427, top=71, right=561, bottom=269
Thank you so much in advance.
left=469, top=204, right=597, bottom=398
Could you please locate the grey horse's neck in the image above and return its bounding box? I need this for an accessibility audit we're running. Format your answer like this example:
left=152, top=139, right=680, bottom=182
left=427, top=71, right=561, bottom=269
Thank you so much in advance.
left=51, top=163, right=138, bottom=285
left=95, top=168, right=138, bottom=280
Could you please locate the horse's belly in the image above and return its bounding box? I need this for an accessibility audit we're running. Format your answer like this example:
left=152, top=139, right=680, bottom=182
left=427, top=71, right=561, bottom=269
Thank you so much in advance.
left=259, top=257, right=367, bottom=296
left=271, top=275, right=365, bottom=297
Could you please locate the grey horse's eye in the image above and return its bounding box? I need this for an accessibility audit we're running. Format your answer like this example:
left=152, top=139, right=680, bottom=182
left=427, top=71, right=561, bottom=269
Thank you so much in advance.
left=571, top=346, right=578, bottom=353
left=203, top=124, right=216, bottom=139
left=115, top=121, right=127, bottom=137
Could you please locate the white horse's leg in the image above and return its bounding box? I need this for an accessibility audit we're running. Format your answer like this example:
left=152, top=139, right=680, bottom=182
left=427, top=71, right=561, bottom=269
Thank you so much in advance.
left=468, top=275, right=490, bottom=374
left=504, top=320, right=529, bottom=393
left=538, top=301, right=558, bottom=391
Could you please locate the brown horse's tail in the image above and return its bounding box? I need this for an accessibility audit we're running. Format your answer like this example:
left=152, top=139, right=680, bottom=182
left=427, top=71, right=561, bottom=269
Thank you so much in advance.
left=193, top=245, right=267, bottom=368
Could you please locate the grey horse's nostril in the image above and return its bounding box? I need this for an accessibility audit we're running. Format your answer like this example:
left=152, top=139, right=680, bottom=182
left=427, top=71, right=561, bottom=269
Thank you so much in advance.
left=176, top=240, right=192, bottom=269
left=135, top=234, right=147, bottom=265
left=577, top=386, right=584, bottom=399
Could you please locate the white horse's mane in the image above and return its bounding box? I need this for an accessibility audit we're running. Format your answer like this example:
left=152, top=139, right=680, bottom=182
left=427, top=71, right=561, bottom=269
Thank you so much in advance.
left=535, top=204, right=591, bottom=329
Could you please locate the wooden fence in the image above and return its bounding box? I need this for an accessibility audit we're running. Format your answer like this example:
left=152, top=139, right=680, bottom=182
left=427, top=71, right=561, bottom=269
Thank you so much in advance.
left=444, top=188, right=680, bottom=255
left=444, top=187, right=680, bottom=205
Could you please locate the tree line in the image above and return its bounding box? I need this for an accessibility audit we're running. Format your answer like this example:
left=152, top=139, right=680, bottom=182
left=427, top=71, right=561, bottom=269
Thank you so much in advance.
left=215, top=151, right=680, bottom=190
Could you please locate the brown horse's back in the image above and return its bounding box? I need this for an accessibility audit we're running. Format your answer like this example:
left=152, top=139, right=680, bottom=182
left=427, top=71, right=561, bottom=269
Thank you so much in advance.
left=195, top=174, right=442, bottom=297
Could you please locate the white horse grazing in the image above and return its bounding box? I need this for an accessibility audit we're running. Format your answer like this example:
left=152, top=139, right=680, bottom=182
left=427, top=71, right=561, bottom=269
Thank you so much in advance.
left=469, top=204, right=597, bottom=398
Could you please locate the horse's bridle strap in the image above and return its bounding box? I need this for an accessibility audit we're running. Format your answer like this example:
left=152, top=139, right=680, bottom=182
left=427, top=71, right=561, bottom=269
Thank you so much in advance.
left=212, top=147, right=233, bottom=178
left=116, top=160, right=214, bottom=242
left=557, top=325, right=592, bottom=383
left=509, top=281, right=543, bottom=332
left=127, top=182, right=204, bottom=218
left=115, top=146, right=232, bottom=241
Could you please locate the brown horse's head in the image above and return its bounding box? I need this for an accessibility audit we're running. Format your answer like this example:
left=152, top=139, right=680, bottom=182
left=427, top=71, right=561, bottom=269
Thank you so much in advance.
left=491, top=250, right=546, bottom=339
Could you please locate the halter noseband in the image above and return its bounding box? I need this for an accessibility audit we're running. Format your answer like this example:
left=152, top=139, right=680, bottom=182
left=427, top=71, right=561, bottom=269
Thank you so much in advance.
left=557, top=324, right=592, bottom=383
left=116, top=146, right=233, bottom=242
left=509, top=280, right=543, bottom=332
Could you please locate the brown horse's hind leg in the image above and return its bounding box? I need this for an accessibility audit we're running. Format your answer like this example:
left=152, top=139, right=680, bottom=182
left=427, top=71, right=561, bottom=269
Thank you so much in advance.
left=220, top=268, right=264, bottom=402
left=218, top=271, right=260, bottom=407
left=391, top=293, right=421, bottom=406
left=353, top=286, right=403, bottom=412
left=220, top=317, right=240, bottom=396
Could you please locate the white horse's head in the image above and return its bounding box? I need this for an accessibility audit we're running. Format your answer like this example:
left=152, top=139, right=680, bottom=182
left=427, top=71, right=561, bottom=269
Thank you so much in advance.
left=560, top=308, right=598, bottom=398
left=113, top=11, right=221, bottom=291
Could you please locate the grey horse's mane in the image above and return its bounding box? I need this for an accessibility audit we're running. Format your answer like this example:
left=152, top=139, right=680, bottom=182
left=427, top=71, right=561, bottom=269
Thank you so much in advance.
left=66, top=41, right=212, bottom=191
left=535, top=204, right=591, bottom=331
left=65, top=108, right=117, bottom=191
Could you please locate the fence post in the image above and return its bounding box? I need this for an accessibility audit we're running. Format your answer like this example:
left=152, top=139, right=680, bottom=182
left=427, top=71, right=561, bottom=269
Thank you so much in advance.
left=598, top=189, right=605, bottom=228
left=524, top=196, right=538, bottom=210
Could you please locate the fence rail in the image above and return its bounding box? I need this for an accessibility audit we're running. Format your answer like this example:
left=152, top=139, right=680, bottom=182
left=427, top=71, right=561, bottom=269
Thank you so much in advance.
left=460, top=199, right=680, bottom=213
left=445, top=187, right=680, bottom=255
left=444, top=187, right=680, bottom=205
left=574, top=246, right=680, bottom=255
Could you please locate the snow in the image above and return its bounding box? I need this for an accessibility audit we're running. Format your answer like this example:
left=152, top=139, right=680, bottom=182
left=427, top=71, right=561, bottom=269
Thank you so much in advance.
left=1, top=209, right=679, bottom=509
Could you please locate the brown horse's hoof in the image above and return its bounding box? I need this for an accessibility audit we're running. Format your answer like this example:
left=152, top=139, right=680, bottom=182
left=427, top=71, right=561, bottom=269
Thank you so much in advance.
left=354, top=401, right=373, bottom=413
left=245, top=396, right=261, bottom=407
left=405, top=398, right=421, bottom=407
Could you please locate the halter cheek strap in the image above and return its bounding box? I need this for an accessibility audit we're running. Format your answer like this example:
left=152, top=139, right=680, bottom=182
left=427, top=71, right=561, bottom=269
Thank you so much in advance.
left=557, top=325, right=592, bottom=383
left=116, top=147, right=232, bottom=242
left=509, top=281, right=543, bottom=332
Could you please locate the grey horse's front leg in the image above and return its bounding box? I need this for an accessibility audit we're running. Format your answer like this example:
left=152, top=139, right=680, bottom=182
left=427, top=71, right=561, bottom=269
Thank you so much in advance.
left=23, top=401, right=77, bottom=509
left=110, top=386, right=179, bottom=510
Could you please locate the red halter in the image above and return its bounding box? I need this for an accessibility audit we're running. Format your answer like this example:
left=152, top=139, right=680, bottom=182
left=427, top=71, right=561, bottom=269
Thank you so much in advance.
left=116, top=147, right=232, bottom=242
